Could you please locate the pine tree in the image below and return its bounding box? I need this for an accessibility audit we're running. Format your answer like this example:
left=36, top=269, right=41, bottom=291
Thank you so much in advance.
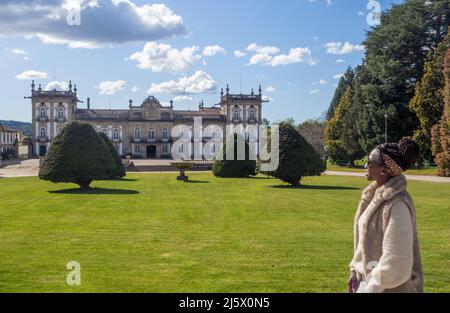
left=326, top=67, right=355, bottom=120
left=431, top=48, right=450, bottom=177
left=358, top=0, right=449, bottom=151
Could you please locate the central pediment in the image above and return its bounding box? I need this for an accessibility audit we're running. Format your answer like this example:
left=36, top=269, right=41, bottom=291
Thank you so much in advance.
left=141, top=96, right=161, bottom=120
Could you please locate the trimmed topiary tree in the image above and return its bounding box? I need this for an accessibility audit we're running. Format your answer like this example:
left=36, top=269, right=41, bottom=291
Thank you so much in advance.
left=268, top=122, right=326, bottom=186
left=98, top=132, right=126, bottom=179
left=39, top=121, right=117, bottom=189
left=212, top=133, right=256, bottom=178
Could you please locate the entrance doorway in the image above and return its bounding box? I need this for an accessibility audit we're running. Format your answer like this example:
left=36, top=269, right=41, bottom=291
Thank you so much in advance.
left=39, top=145, right=47, bottom=156
left=146, top=145, right=156, bottom=158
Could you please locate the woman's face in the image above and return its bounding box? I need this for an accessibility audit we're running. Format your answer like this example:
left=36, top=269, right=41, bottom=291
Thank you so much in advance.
left=365, top=149, right=389, bottom=181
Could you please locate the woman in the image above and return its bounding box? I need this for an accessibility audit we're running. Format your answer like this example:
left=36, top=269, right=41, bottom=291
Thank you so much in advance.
left=348, top=137, right=423, bottom=293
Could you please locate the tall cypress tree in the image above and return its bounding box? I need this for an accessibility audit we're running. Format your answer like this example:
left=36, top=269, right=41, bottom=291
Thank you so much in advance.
left=431, top=48, right=450, bottom=177
left=409, top=28, right=450, bottom=164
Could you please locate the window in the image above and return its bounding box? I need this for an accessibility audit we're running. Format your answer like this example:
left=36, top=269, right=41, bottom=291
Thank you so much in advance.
left=162, top=144, right=168, bottom=153
left=40, top=128, right=46, bottom=139
left=249, top=109, right=256, bottom=121
left=113, top=129, right=119, bottom=140
left=134, top=145, right=141, bottom=153
left=148, top=128, right=155, bottom=141
left=39, top=107, right=46, bottom=118
left=57, top=107, right=64, bottom=119
left=102, top=128, right=107, bottom=135
left=233, top=109, right=240, bottom=121
left=57, top=128, right=62, bottom=135
left=162, top=128, right=168, bottom=140
left=134, top=128, right=140, bottom=140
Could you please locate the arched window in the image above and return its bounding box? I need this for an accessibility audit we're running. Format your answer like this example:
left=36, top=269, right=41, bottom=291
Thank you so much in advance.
left=39, top=107, right=46, bottom=118
left=162, top=128, right=168, bottom=140
left=113, top=129, right=119, bottom=140
left=57, top=107, right=64, bottom=119
left=40, top=127, right=46, bottom=138
left=233, top=108, right=240, bottom=121
left=249, top=109, right=256, bottom=121
left=134, top=128, right=140, bottom=140
left=102, top=128, right=107, bottom=135
left=148, top=128, right=155, bottom=141
left=57, top=127, right=62, bottom=135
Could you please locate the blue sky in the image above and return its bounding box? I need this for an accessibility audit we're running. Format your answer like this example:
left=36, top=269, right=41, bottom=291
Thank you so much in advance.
left=0, top=0, right=404, bottom=123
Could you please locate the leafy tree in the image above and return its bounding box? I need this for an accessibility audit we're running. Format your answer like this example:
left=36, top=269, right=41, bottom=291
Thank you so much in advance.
left=431, top=48, right=450, bottom=177
left=267, top=123, right=325, bottom=186
left=409, top=28, right=450, bottom=164
left=212, top=133, right=256, bottom=177
left=298, top=118, right=326, bottom=158
left=39, top=121, right=117, bottom=189
left=98, top=132, right=126, bottom=179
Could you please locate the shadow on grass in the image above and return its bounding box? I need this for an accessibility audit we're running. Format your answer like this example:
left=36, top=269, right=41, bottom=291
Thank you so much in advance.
left=49, top=187, right=139, bottom=195
left=247, top=176, right=274, bottom=180
left=184, top=180, right=210, bottom=184
left=269, top=184, right=360, bottom=190
left=111, top=177, right=139, bottom=182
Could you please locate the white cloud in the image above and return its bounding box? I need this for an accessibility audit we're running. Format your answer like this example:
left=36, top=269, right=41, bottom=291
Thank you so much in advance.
left=173, top=95, right=193, bottom=102
left=131, top=85, right=139, bottom=92
left=9, top=48, right=27, bottom=55
left=97, top=80, right=127, bottom=95
left=265, top=86, right=276, bottom=92
left=147, top=70, right=217, bottom=95
left=234, top=50, right=246, bottom=58
left=262, top=95, right=274, bottom=102
left=309, top=89, right=320, bottom=94
left=246, top=43, right=315, bottom=67
left=324, top=41, right=365, bottom=54
left=357, top=11, right=365, bottom=16
left=15, top=70, right=49, bottom=80
left=130, top=42, right=201, bottom=73
left=336, top=58, right=345, bottom=63
left=45, top=81, right=69, bottom=90
left=334, top=73, right=344, bottom=79
left=202, top=45, right=225, bottom=57
left=313, top=80, right=327, bottom=86
left=0, top=0, right=186, bottom=48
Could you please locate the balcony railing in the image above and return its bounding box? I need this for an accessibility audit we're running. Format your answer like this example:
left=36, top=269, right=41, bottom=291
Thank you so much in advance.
left=37, top=136, right=49, bottom=142
left=112, top=137, right=121, bottom=143
left=55, top=117, right=67, bottom=122
left=36, top=116, right=48, bottom=122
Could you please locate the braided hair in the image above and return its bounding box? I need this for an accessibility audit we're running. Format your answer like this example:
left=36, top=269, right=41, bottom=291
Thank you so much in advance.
left=376, top=137, right=420, bottom=171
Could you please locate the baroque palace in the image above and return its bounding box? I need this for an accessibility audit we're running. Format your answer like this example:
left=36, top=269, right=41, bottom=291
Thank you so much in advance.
left=27, top=81, right=265, bottom=159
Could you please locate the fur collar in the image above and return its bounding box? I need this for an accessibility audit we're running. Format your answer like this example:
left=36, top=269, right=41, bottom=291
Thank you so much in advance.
left=361, top=174, right=407, bottom=203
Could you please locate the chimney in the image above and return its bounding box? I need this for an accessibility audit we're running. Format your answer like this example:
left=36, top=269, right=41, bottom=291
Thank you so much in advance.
left=87, top=97, right=90, bottom=110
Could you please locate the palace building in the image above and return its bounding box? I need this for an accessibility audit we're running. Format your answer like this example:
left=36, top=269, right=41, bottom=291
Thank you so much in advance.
left=26, top=81, right=266, bottom=159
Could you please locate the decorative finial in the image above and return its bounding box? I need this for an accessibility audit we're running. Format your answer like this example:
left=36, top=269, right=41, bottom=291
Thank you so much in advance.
left=69, top=80, right=72, bottom=91
left=226, top=84, right=229, bottom=95
left=74, top=84, right=77, bottom=94
left=87, top=97, right=90, bottom=110
left=251, top=88, right=254, bottom=96
left=31, top=80, right=35, bottom=91
left=258, top=85, right=262, bottom=95
left=170, top=100, right=173, bottom=108
left=38, top=83, right=42, bottom=92
left=129, top=99, right=132, bottom=108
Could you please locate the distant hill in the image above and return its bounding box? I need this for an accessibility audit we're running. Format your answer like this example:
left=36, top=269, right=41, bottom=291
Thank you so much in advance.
left=0, top=120, right=32, bottom=136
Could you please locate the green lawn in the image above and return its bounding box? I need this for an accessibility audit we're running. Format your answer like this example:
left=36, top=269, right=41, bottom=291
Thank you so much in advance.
left=327, top=162, right=439, bottom=176
left=0, top=173, right=449, bottom=292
